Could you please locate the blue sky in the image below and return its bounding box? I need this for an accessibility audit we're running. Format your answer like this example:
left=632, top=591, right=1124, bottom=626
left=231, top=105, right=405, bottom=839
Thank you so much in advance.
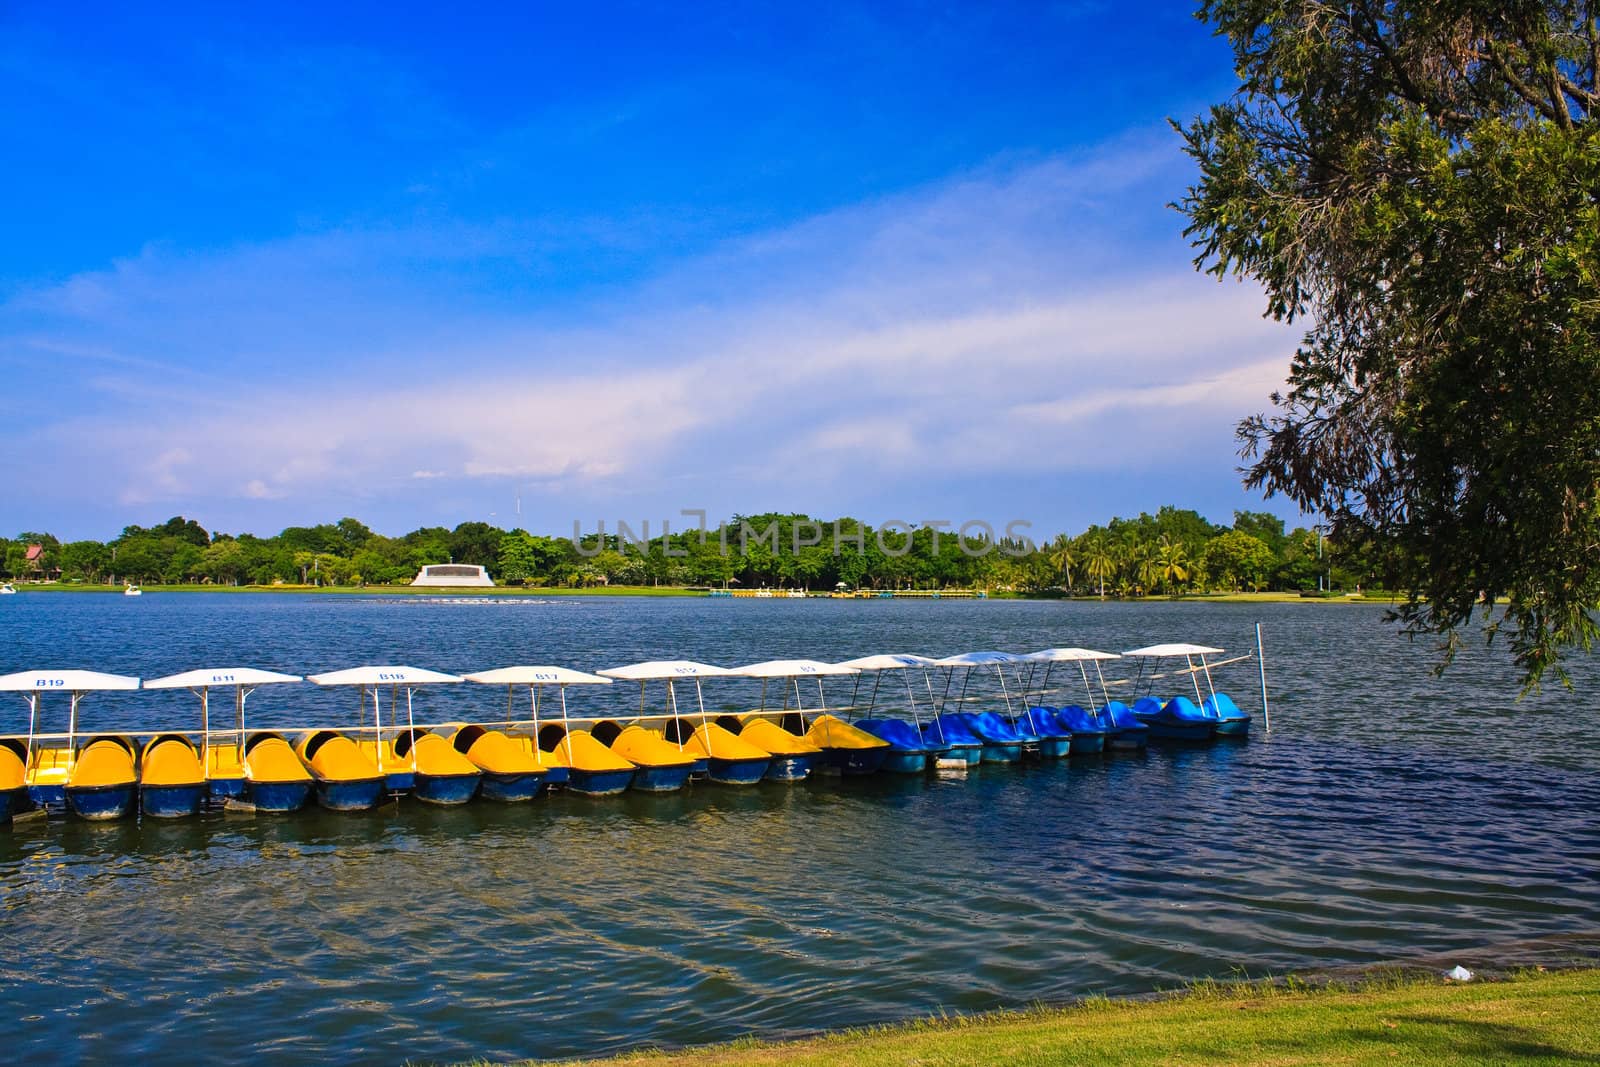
left=1, top=2, right=1305, bottom=542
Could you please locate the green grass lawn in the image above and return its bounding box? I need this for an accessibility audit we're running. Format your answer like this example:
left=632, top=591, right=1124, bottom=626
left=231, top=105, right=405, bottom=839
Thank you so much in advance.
left=526, top=969, right=1600, bottom=1067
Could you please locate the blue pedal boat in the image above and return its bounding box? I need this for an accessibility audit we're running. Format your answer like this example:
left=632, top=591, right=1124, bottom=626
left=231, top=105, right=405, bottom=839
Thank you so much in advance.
left=1202, top=692, right=1253, bottom=737
left=923, top=715, right=985, bottom=765
left=1012, top=708, right=1073, bottom=758
left=1131, top=695, right=1216, bottom=742
left=1047, top=704, right=1109, bottom=754
left=854, top=718, right=940, bottom=773
left=1098, top=701, right=1150, bottom=750
left=957, top=712, right=1026, bottom=763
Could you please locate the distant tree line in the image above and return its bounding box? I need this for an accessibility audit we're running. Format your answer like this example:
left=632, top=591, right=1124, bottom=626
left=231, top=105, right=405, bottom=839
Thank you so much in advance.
left=0, top=508, right=1379, bottom=594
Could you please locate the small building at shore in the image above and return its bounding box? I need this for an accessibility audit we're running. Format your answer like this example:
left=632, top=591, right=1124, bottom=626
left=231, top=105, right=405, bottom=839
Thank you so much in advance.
left=411, top=564, right=494, bottom=587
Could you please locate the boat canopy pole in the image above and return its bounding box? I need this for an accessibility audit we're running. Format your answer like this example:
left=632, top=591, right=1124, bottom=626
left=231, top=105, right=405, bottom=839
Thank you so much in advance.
left=1036, top=664, right=1054, bottom=710
left=67, top=690, right=81, bottom=772
left=693, top=679, right=711, bottom=746
left=850, top=672, right=862, bottom=708
left=1187, top=655, right=1204, bottom=704
left=667, top=681, right=683, bottom=750
left=24, top=692, right=38, bottom=775
left=816, top=676, right=834, bottom=746
left=1199, top=654, right=1217, bottom=704
left=937, top=667, right=954, bottom=715
left=530, top=684, right=541, bottom=736
left=198, top=686, right=210, bottom=769
left=1256, top=622, right=1272, bottom=732
left=405, top=685, right=418, bottom=771
left=902, top=670, right=922, bottom=731
left=759, top=678, right=768, bottom=716
left=559, top=686, right=573, bottom=762
left=923, top=670, right=945, bottom=741
left=1093, top=661, right=1111, bottom=707
left=865, top=671, right=883, bottom=722
left=369, top=685, right=384, bottom=774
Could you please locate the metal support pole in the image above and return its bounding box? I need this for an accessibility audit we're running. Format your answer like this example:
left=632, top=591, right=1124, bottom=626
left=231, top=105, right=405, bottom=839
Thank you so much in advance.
left=1256, top=622, right=1271, bottom=732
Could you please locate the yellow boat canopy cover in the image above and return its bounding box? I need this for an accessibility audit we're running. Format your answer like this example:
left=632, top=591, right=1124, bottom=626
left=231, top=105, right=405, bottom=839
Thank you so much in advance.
left=297, top=732, right=383, bottom=783
left=71, top=737, right=138, bottom=788
left=685, top=721, right=771, bottom=761
left=737, top=717, right=822, bottom=756
left=608, top=725, right=695, bottom=768
left=245, top=734, right=312, bottom=784
left=805, top=715, right=889, bottom=751
left=0, top=742, right=25, bottom=791
left=453, top=726, right=545, bottom=775
left=141, top=735, right=205, bottom=787
left=543, top=729, right=634, bottom=772
left=406, top=732, right=480, bottom=777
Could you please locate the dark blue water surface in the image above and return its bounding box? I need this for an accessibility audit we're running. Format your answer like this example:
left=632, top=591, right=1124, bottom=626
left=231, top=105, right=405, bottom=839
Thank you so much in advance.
left=1, top=594, right=1597, bottom=1065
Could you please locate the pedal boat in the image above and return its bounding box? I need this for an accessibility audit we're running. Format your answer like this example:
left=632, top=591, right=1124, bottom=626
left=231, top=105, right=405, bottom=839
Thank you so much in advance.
left=718, top=715, right=821, bottom=781
left=0, top=739, right=30, bottom=821
left=139, top=734, right=207, bottom=818
left=1131, top=695, right=1216, bottom=742
left=852, top=718, right=940, bottom=773
left=922, top=715, right=985, bottom=765
left=955, top=711, right=1027, bottom=763
left=296, top=730, right=387, bottom=811
left=393, top=730, right=481, bottom=805
left=67, top=736, right=139, bottom=821
left=449, top=724, right=548, bottom=802
left=1044, top=704, right=1110, bottom=754
left=536, top=725, right=636, bottom=796
left=593, top=722, right=694, bottom=792
left=1008, top=708, right=1073, bottom=759
left=1202, top=692, right=1253, bottom=737
left=665, top=719, right=771, bottom=785
left=1099, top=701, right=1150, bottom=750
left=803, top=714, right=890, bottom=775
left=140, top=667, right=306, bottom=801
left=0, top=669, right=142, bottom=809
left=242, top=732, right=313, bottom=813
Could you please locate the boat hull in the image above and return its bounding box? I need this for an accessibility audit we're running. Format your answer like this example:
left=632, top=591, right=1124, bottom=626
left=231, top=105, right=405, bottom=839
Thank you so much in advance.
left=1033, top=737, right=1073, bottom=759
left=208, top=776, right=248, bottom=800
left=1106, top=729, right=1146, bottom=751
left=707, top=757, right=770, bottom=786
left=630, top=764, right=693, bottom=793
left=566, top=767, right=635, bottom=797
left=880, top=750, right=929, bottom=774
left=0, top=786, right=29, bottom=822
left=479, top=772, right=547, bottom=803
left=763, top=753, right=816, bottom=782
left=1070, top=732, right=1107, bottom=755
left=383, top=771, right=416, bottom=793
left=249, top=780, right=312, bottom=813
left=413, top=772, right=481, bottom=806
left=67, top=784, right=136, bottom=821
left=1145, top=721, right=1214, bottom=742
left=978, top=742, right=1022, bottom=764
left=819, top=748, right=888, bottom=776
left=141, top=782, right=205, bottom=819
left=1213, top=717, right=1252, bottom=738
left=942, top=744, right=984, bottom=766
left=314, top=777, right=386, bottom=812
left=27, top=783, right=66, bottom=807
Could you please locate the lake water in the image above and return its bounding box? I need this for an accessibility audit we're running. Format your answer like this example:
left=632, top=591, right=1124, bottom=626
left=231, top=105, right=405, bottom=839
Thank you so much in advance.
left=1, top=594, right=1596, bottom=1065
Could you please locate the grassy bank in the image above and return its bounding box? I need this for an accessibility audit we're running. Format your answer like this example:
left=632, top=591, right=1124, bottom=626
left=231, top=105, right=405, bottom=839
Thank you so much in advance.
left=532, top=968, right=1599, bottom=1066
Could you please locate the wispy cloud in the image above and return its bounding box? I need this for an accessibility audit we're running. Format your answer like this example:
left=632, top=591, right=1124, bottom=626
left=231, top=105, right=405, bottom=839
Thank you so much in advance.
left=4, top=131, right=1297, bottom=536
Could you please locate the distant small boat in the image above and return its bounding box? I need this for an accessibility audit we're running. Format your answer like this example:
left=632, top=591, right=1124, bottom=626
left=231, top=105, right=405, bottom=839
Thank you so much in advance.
left=123, top=584, right=142, bottom=597
left=139, top=733, right=207, bottom=818
left=67, top=736, right=139, bottom=820
left=0, top=582, right=15, bottom=595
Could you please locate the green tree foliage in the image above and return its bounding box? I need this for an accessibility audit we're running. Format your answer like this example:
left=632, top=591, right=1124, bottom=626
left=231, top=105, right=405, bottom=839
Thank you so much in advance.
left=1178, top=1, right=1600, bottom=685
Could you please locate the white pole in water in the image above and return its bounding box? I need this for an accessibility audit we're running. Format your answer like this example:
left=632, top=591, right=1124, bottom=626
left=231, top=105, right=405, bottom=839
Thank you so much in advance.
left=1256, top=622, right=1272, bottom=732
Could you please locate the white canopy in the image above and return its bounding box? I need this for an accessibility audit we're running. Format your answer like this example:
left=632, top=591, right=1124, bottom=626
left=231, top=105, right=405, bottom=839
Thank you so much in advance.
left=0, top=669, right=141, bottom=692
left=597, top=660, right=735, bottom=680
left=1024, top=648, right=1121, bottom=662
left=735, top=658, right=860, bottom=678
left=835, top=654, right=938, bottom=671
left=144, top=667, right=303, bottom=690
left=308, top=665, right=463, bottom=687
left=464, top=666, right=613, bottom=686
left=932, top=651, right=1023, bottom=667
left=1123, top=643, right=1224, bottom=657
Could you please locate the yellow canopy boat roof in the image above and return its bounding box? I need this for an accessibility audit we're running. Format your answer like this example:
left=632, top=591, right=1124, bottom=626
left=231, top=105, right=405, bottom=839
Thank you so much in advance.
left=71, top=737, right=137, bottom=788
left=140, top=734, right=205, bottom=787
left=736, top=717, right=822, bottom=756
left=607, top=724, right=695, bottom=768
left=244, top=734, right=312, bottom=784
left=805, top=714, right=889, bottom=750
left=296, top=731, right=383, bottom=783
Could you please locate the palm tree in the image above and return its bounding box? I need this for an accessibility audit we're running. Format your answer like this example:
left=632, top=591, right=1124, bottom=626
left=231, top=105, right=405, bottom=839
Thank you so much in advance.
left=1084, top=537, right=1115, bottom=598
left=1048, top=536, right=1075, bottom=592
left=1156, top=535, right=1189, bottom=595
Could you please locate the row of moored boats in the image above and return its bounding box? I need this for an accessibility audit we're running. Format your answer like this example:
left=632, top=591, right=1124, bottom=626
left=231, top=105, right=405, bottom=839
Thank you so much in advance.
left=0, top=643, right=1255, bottom=823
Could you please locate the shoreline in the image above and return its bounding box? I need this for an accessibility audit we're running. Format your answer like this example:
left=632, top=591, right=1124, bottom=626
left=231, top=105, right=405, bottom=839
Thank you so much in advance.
left=530, top=965, right=1600, bottom=1066
left=2, top=584, right=1396, bottom=603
